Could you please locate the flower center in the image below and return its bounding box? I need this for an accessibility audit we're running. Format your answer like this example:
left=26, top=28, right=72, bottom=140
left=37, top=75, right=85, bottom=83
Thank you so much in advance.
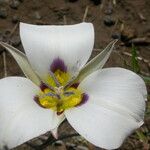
left=34, top=69, right=85, bottom=114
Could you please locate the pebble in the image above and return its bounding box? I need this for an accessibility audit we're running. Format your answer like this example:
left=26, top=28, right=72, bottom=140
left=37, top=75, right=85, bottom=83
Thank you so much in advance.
left=10, top=36, right=21, bottom=47
left=35, top=20, right=45, bottom=25
left=53, top=141, right=67, bottom=150
left=103, top=16, right=116, bottom=27
left=0, top=8, right=7, bottom=19
left=12, top=15, right=19, bottom=23
left=1, top=36, right=7, bottom=43
left=54, top=140, right=64, bottom=146
left=105, top=1, right=113, bottom=15
left=4, top=30, right=11, bottom=38
left=9, top=0, right=20, bottom=9
left=34, top=11, right=42, bottom=20
left=104, top=9, right=113, bottom=15
left=69, top=0, right=78, bottom=2
left=66, top=142, right=76, bottom=150
left=76, top=146, right=89, bottom=150
left=138, top=13, right=147, bottom=22
left=121, top=28, right=137, bottom=42
left=91, top=0, right=102, bottom=5
left=111, top=33, right=121, bottom=40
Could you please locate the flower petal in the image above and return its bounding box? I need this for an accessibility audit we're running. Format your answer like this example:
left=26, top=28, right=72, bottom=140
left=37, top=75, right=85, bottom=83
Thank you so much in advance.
left=80, top=67, right=147, bottom=120
left=20, top=22, right=94, bottom=78
left=0, top=42, right=41, bottom=85
left=65, top=103, right=141, bottom=149
left=65, top=68, right=147, bottom=149
left=0, top=77, right=62, bottom=149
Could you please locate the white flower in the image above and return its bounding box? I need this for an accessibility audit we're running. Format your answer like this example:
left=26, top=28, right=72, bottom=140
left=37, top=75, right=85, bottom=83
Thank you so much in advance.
left=0, top=22, right=147, bottom=150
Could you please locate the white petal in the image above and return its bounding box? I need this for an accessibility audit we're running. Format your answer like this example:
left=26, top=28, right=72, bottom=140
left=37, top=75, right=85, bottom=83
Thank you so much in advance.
left=20, top=22, right=94, bottom=78
left=51, top=128, right=58, bottom=139
left=51, top=114, right=65, bottom=139
left=0, top=77, right=62, bottom=149
left=80, top=67, right=147, bottom=120
left=65, top=103, right=140, bottom=149
left=65, top=68, right=147, bottom=149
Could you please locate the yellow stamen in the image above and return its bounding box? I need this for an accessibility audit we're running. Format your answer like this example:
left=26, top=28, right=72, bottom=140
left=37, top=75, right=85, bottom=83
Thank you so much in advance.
left=37, top=70, right=83, bottom=113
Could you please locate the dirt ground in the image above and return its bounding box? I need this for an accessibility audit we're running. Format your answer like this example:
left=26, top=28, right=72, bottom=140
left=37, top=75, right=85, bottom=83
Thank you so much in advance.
left=0, top=0, right=150, bottom=150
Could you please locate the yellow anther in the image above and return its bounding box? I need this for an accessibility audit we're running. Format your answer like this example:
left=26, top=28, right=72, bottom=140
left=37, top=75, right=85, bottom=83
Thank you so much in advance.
left=37, top=70, right=83, bottom=113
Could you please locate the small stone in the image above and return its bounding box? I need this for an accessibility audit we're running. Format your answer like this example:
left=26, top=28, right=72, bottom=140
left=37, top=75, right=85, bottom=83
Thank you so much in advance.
left=68, top=0, right=78, bottom=2
left=53, top=141, right=66, bottom=150
left=121, top=27, right=137, bottom=42
left=12, top=15, right=19, bottom=23
left=54, top=140, right=64, bottom=146
left=10, top=36, right=21, bottom=47
left=105, top=1, right=113, bottom=15
left=34, top=11, right=42, bottom=20
left=138, top=13, right=147, bottom=22
left=91, top=0, right=102, bottom=5
left=0, top=8, right=7, bottom=19
left=111, top=33, right=121, bottom=39
left=66, top=142, right=76, bottom=150
left=1, top=36, right=7, bottom=43
left=76, top=146, right=89, bottom=150
left=104, top=9, right=113, bottom=15
left=35, top=20, right=45, bottom=25
left=4, top=30, right=11, bottom=38
left=9, top=0, right=20, bottom=9
left=104, top=16, right=116, bottom=27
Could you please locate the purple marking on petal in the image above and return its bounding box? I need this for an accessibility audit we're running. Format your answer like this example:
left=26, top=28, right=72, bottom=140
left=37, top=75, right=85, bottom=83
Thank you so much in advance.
left=71, top=83, right=80, bottom=89
left=57, top=111, right=64, bottom=116
left=40, top=82, right=48, bottom=92
left=76, top=93, right=89, bottom=107
left=50, top=57, right=67, bottom=73
left=34, top=96, right=47, bottom=108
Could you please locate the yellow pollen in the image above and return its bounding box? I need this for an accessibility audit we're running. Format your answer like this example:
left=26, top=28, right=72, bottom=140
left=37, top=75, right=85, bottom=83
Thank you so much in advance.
left=37, top=70, right=83, bottom=113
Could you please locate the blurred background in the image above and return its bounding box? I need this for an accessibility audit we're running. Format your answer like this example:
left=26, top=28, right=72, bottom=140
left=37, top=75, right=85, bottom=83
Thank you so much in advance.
left=0, top=0, right=150, bottom=149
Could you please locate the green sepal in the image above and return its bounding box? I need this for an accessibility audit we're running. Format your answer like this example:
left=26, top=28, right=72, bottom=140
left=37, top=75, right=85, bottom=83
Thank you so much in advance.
left=77, top=40, right=118, bottom=81
left=0, top=42, right=41, bottom=85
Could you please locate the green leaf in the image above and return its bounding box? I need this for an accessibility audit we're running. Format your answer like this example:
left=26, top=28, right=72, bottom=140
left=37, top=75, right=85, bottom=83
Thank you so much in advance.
left=0, top=42, right=41, bottom=85
left=131, top=44, right=140, bottom=73
left=141, top=75, right=150, bottom=84
left=136, top=130, right=148, bottom=143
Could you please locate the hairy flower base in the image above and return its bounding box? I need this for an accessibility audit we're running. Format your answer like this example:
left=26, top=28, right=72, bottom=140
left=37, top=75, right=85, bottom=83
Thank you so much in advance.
left=35, top=70, right=85, bottom=114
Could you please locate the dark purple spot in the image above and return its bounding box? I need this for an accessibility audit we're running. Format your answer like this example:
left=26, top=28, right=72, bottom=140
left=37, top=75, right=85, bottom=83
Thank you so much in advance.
left=57, top=111, right=64, bottom=116
left=76, top=93, right=89, bottom=107
left=40, top=82, right=48, bottom=92
left=34, top=96, right=47, bottom=108
left=71, top=83, right=79, bottom=89
left=50, top=57, right=67, bottom=73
